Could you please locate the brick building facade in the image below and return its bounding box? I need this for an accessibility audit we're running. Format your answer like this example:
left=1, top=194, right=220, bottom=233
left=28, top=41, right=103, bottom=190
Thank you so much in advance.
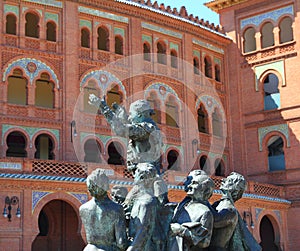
left=0, top=0, right=296, bottom=250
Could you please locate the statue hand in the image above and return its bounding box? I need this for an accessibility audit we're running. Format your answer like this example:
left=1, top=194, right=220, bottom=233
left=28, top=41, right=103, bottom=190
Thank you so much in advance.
left=170, top=223, right=185, bottom=236
left=88, top=94, right=100, bottom=106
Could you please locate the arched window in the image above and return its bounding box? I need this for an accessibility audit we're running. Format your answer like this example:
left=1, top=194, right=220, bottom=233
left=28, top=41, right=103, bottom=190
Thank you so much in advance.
left=46, top=22, right=56, bottom=42
left=261, top=22, right=274, bottom=49
left=6, top=14, right=17, bottom=35
left=279, top=17, right=293, bottom=44
left=259, top=216, right=280, bottom=251
left=157, top=41, right=166, bottom=65
left=97, top=26, right=109, bottom=51
left=166, top=96, right=179, bottom=127
left=193, top=57, right=200, bottom=75
left=83, top=81, right=101, bottom=114
left=214, top=158, right=225, bottom=176
left=8, top=69, right=27, bottom=105
left=147, top=92, right=161, bottom=124
left=35, top=73, right=54, bottom=108
left=34, top=134, right=54, bottom=160
left=81, top=28, right=90, bottom=48
left=108, top=142, right=124, bottom=165
left=199, top=155, right=210, bottom=173
left=6, top=131, right=27, bottom=158
left=25, top=12, right=39, bottom=38
left=106, top=85, right=122, bottom=108
left=167, top=150, right=180, bottom=170
left=243, top=27, right=256, bottom=53
left=212, top=109, right=223, bottom=137
left=197, top=105, right=209, bottom=133
left=263, top=73, right=280, bottom=110
left=215, top=64, right=221, bottom=82
left=267, top=136, right=285, bottom=171
left=143, top=42, right=151, bottom=61
left=204, top=56, right=212, bottom=78
left=170, top=50, right=178, bottom=68
left=84, top=139, right=102, bottom=163
left=115, top=36, right=123, bottom=55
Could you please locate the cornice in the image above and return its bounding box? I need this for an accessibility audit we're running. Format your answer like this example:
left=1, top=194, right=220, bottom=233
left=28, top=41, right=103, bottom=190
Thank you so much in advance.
left=205, top=0, right=248, bottom=13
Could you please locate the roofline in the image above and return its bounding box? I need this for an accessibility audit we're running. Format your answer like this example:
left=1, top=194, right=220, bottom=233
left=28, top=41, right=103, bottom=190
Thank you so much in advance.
left=115, top=0, right=230, bottom=39
left=205, top=0, right=248, bottom=14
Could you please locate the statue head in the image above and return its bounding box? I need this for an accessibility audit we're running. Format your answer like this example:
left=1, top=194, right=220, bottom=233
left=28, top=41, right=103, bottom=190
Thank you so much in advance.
left=220, top=172, right=247, bottom=202
left=86, top=169, right=109, bottom=199
left=134, top=163, right=158, bottom=187
left=128, top=100, right=154, bottom=123
left=110, top=185, right=128, bottom=204
left=186, top=170, right=215, bottom=201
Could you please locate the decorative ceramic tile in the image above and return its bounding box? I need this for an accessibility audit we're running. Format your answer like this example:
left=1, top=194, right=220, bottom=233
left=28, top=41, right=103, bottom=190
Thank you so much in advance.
left=24, top=0, right=63, bottom=8
left=80, top=19, right=92, bottom=30
left=3, top=58, right=59, bottom=88
left=142, top=22, right=182, bottom=39
left=78, top=6, right=128, bottom=23
left=144, top=82, right=180, bottom=105
left=22, top=6, right=43, bottom=16
left=170, top=42, right=179, bottom=52
left=4, top=4, right=19, bottom=16
left=241, top=5, right=294, bottom=30
left=32, top=191, right=51, bottom=213
left=195, top=95, right=225, bottom=118
left=193, top=50, right=200, bottom=58
left=80, top=70, right=126, bottom=96
left=69, top=192, right=88, bottom=204
left=2, top=124, right=60, bottom=149
left=142, top=34, right=152, bottom=44
left=45, top=12, right=58, bottom=23
left=114, top=27, right=125, bottom=37
left=193, top=38, right=224, bottom=54
left=258, top=124, right=290, bottom=151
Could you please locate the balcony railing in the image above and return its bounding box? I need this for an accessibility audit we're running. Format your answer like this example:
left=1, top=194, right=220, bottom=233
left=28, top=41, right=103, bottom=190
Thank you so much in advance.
left=0, top=158, right=285, bottom=198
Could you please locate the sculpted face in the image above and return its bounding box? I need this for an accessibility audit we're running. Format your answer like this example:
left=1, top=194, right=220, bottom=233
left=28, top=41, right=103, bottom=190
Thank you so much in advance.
left=183, top=175, right=193, bottom=192
left=186, top=176, right=205, bottom=201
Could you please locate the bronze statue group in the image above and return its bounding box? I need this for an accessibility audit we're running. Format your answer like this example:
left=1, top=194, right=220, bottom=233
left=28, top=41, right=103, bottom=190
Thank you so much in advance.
left=79, top=97, right=262, bottom=251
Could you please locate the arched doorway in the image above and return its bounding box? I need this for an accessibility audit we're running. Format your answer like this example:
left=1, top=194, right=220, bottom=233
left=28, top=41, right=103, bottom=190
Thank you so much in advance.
left=32, top=200, right=85, bottom=251
left=259, top=216, right=280, bottom=251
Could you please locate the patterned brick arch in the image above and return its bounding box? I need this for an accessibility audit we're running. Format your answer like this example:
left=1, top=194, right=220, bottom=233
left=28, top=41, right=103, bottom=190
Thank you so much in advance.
left=80, top=70, right=126, bottom=96
left=2, top=57, right=59, bottom=88
left=195, top=94, right=225, bottom=119
left=144, top=82, right=181, bottom=108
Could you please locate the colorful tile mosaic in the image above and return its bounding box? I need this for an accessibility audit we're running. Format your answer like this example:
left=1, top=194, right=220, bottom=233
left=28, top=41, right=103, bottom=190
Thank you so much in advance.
left=258, top=124, right=290, bottom=151
left=80, top=70, right=126, bottom=96
left=69, top=192, right=88, bottom=205
left=3, top=58, right=59, bottom=88
left=78, top=6, right=128, bottom=23
left=241, top=5, right=294, bottom=30
left=2, top=124, right=60, bottom=149
left=32, top=191, right=51, bottom=213
left=193, top=38, right=224, bottom=54
left=4, top=4, right=19, bottom=16
left=254, top=60, right=285, bottom=91
left=24, top=0, right=63, bottom=8
left=142, top=22, right=182, bottom=39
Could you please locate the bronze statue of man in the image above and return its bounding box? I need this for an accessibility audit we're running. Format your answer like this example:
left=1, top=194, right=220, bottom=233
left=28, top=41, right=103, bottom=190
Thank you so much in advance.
left=79, top=169, right=127, bottom=251
left=168, top=170, right=215, bottom=251
left=209, top=172, right=261, bottom=251
left=89, top=95, right=162, bottom=174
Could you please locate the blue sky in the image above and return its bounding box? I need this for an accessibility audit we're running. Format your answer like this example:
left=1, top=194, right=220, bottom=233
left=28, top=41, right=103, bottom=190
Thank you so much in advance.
left=159, top=0, right=219, bottom=25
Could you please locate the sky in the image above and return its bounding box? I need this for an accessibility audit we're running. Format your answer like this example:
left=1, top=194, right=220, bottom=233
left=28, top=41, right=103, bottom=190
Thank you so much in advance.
left=158, top=0, right=219, bottom=25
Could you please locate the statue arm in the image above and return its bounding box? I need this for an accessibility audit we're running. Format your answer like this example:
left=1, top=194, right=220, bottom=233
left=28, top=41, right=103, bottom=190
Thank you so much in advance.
left=173, top=210, right=213, bottom=248
left=115, top=207, right=128, bottom=251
